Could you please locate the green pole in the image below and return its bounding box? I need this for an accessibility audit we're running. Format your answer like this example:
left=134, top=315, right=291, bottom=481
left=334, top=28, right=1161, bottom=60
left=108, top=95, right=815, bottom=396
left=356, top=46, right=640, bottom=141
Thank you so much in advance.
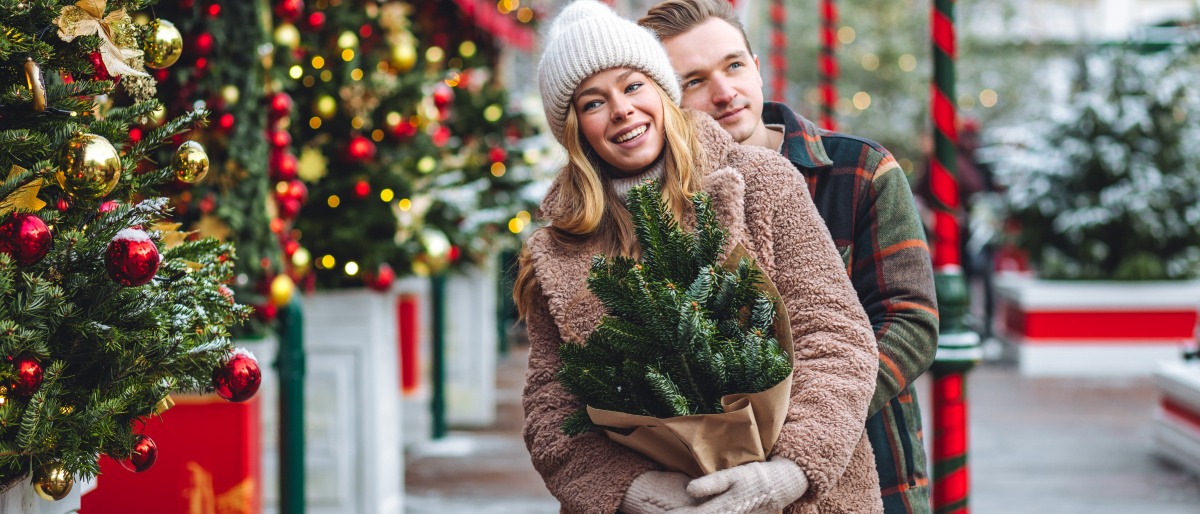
left=278, top=298, right=306, bottom=514
left=431, top=273, right=448, bottom=439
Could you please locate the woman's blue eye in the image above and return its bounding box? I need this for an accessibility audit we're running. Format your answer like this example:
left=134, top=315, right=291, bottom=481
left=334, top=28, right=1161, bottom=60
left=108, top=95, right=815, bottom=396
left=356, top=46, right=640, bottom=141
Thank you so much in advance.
left=625, top=82, right=643, bottom=94
left=582, top=100, right=602, bottom=111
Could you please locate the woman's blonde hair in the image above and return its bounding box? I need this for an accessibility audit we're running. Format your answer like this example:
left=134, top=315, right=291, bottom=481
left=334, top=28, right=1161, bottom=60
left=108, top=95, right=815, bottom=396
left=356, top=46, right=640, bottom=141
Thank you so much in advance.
left=514, top=79, right=705, bottom=318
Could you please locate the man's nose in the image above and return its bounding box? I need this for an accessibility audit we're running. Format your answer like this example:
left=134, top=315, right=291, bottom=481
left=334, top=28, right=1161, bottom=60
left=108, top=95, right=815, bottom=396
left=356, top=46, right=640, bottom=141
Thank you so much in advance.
left=710, top=75, right=737, bottom=105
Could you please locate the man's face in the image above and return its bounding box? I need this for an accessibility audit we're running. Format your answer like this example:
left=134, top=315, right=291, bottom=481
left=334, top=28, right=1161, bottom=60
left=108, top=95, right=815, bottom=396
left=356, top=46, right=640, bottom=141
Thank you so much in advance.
left=661, top=17, right=767, bottom=146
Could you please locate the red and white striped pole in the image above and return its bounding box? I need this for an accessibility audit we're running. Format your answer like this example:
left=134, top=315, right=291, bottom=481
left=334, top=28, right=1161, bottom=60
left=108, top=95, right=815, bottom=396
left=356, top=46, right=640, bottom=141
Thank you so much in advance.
left=818, top=0, right=838, bottom=130
left=928, top=0, right=981, bottom=512
left=768, top=0, right=786, bottom=102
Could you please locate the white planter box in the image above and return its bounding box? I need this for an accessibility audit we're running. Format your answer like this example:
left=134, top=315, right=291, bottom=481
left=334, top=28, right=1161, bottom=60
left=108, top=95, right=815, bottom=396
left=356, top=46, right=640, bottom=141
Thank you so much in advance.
left=994, top=275, right=1200, bottom=376
left=301, top=290, right=403, bottom=514
left=444, top=263, right=499, bottom=427
left=1153, top=361, right=1200, bottom=477
left=0, top=476, right=81, bottom=514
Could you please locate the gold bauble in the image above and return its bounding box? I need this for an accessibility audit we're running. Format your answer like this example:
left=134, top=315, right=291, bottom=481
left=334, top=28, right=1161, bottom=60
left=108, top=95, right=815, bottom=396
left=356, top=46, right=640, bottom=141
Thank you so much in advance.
left=33, top=463, right=73, bottom=501
left=337, top=30, right=359, bottom=49
left=291, top=247, right=312, bottom=273
left=275, top=23, right=301, bottom=50
left=390, top=41, right=417, bottom=73
left=221, top=85, right=240, bottom=105
left=315, top=95, right=337, bottom=119
left=143, top=19, right=183, bottom=69
left=172, top=141, right=210, bottom=183
left=56, top=133, right=122, bottom=200
left=270, top=274, right=296, bottom=307
left=24, top=58, right=46, bottom=112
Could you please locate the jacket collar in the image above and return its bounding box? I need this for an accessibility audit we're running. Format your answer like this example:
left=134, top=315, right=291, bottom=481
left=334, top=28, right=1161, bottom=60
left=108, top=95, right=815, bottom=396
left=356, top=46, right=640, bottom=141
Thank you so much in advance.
left=762, top=101, right=833, bottom=170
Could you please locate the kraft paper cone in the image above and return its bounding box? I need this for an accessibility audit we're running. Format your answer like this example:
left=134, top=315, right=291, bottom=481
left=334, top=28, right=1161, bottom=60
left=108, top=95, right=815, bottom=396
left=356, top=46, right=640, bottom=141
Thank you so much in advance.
left=586, top=244, right=795, bottom=477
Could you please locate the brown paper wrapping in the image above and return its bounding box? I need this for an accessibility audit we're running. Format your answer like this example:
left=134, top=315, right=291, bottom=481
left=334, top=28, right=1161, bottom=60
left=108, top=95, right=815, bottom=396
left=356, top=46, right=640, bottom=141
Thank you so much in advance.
left=584, top=244, right=794, bottom=478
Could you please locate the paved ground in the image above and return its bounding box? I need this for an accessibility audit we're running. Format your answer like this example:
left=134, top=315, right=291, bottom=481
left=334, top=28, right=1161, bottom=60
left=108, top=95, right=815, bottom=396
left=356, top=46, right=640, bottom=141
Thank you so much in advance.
left=404, top=344, right=1200, bottom=514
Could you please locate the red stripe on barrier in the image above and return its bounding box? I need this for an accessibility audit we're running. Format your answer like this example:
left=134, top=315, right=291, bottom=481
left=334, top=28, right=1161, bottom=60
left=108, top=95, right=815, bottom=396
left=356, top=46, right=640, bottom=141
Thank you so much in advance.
left=399, top=294, right=420, bottom=394
left=1004, top=309, right=1198, bottom=340
left=932, top=210, right=960, bottom=267
left=932, top=10, right=956, bottom=57
left=933, top=466, right=968, bottom=506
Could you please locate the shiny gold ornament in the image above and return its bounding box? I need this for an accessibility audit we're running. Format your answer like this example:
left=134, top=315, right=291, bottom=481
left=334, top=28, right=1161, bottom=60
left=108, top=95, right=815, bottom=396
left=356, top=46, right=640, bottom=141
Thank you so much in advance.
left=221, top=85, right=240, bottom=105
left=292, top=247, right=312, bottom=274
left=33, top=463, right=73, bottom=501
left=297, top=147, right=328, bottom=182
left=390, top=40, right=416, bottom=73
left=56, top=133, right=122, bottom=200
left=270, top=274, right=295, bottom=307
left=142, top=19, right=183, bottom=69
left=24, top=58, right=46, bottom=112
left=274, top=22, right=300, bottom=49
left=172, top=141, right=209, bottom=183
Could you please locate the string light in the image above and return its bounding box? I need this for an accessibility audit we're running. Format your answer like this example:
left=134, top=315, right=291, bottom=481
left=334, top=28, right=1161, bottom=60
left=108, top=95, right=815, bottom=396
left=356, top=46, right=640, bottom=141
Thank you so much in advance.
left=491, top=162, right=506, bottom=177
left=371, top=129, right=385, bottom=141
left=483, top=104, right=502, bottom=122
left=459, top=41, right=477, bottom=58
left=312, top=56, right=325, bottom=69
left=351, top=68, right=364, bottom=80
left=398, top=198, right=412, bottom=211
left=320, top=255, right=335, bottom=268
left=861, top=53, right=879, bottom=71
left=837, top=26, right=855, bottom=45
left=517, top=7, right=534, bottom=23
left=327, top=195, right=340, bottom=208
left=309, top=117, right=322, bottom=129
left=380, top=189, right=395, bottom=202
left=980, top=89, right=998, bottom=107
left=344, top=261, right=359, bottom=276
left=852, top=92, right=871, bottom=110
left=508, top=217, right=525, bottom=233
left=425, top=46, right=444, bottom=63
left=288, top=65, right=303, bottom=79
left=898, top=54, right=917, bottom=72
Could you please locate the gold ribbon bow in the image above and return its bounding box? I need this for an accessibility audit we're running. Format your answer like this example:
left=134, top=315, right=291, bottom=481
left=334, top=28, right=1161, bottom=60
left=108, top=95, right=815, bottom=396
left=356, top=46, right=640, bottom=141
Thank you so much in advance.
left=54, top=0, right=148, bottom=78
left=0, top=165, right=47, bottom=216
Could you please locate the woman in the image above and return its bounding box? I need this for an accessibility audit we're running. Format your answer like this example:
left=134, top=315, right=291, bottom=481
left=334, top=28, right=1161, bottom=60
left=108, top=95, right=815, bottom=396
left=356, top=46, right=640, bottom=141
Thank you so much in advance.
left=517, top=2, right=883, bottom=513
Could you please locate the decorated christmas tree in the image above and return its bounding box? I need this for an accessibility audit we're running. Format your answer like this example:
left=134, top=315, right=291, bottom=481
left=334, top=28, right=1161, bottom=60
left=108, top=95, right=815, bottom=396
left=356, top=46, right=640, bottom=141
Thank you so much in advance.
left=987, top=43, right=1200, bottom=280
left=559, top=183, right=791, bottom=436
left=150, top=0, right=289, bottom=332
left=271, top=0, right=541, bottom=289
left=0, top=0, right=258, bottom=496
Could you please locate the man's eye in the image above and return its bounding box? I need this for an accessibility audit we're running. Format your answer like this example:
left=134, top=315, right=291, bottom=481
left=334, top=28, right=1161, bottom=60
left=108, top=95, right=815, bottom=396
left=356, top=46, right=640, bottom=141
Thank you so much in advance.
left=729, top=62, right=744, bottom=71
left=683, top=79, right=702, bottom=89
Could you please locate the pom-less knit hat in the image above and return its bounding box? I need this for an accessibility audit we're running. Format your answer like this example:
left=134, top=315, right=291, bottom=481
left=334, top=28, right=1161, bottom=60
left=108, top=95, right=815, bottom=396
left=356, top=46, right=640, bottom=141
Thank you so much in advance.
left=538, top=0, right=682, bottom=144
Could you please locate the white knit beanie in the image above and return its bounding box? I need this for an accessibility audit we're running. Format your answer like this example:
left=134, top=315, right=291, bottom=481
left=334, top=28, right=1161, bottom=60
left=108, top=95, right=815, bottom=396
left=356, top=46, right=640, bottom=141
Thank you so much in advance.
left=538, top=0, right=682, bottom=144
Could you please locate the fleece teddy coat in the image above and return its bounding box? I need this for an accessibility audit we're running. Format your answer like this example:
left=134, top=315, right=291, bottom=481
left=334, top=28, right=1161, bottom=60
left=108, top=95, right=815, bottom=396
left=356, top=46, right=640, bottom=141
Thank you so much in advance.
left=521, top=111, right=883, bottom=514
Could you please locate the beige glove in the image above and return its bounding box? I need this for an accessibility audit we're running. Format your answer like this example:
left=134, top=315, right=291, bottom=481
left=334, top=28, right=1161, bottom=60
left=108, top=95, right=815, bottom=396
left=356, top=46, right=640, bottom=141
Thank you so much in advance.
left=675, top=456, right=809, bottom=514
left=620, top=470, right=699, bottom=514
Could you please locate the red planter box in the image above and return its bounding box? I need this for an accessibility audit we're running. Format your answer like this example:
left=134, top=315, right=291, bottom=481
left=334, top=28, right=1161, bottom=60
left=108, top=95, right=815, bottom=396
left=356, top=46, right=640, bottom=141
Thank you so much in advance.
left=81, top=394, right=262, bottom=513
left=995, top=275, right=1200, bottom=376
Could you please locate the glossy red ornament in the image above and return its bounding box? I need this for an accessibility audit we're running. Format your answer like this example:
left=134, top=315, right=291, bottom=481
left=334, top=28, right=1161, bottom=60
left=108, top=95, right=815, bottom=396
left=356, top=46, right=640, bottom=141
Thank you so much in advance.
left=346, top=136, right=376, bottom=162
left=488, top=147, right=507, bottom=163
left=217, top=113, right=235, bottom=132
left=11, top=357, right=43, bottom=396
left=432, top=84, right=454, bottom=109
left=285, top=180, right=308, bottom=203
left=353, top=180, right=370, bottom=199
left=432, top=125, right=451, bottom=147
left=255, top=302, right=277, bottom=322
left=283, top=240, right=300, bottom=257
left=391, top=120, right=418, bottom=140
left=88, top=52, right=119, bottom=85
left=270, top=130, right=292, bottom=148
left=271, top=151, right=298, bottom=181
left=0, top=213, right=52, bottom=266
left=207, top=3, right=221, bottom=16
left=56, top=200, right=70, bottom=212
left=277, top=198, right=302, bottom=220
left=104, top=229, right=160, bottom=287
left=128, top=127, right=143, bottom=143
left=213, top=349, right=261, bottom=402
left=194, top=33, right=214, bottom=56
left=448, top=245, right=461, bottom=262
left=274, top=0, right=304, bottom=21
left=363, top=263, right=395, bottom=292
left=269, top=93, right=293, bottom=119
left=119, top=434, right=158, bottom=472
left=99, top=200, right=119, bottom=213
left=306, top=11, right=325, bottom=30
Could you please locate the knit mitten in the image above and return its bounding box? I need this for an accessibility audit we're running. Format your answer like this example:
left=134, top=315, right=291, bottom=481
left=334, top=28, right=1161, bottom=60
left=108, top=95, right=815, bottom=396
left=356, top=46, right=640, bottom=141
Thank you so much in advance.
left=675, top=456, right=809, bottom=514
left=620, top=470, right=698, bottom=514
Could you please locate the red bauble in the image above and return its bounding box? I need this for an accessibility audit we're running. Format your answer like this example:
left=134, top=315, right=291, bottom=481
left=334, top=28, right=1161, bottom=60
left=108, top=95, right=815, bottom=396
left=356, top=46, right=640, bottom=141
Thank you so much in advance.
left=120, top=434, right=158, bottom=473
left=306, top=11, right=325, bottom=30
left=353, top=180, right=370, bottom=199
left=216, top=113, right=235, bottom=132
left=274, top=0, right=304, bottom=21
left=0, top=213, right=52, bottom=266
left=128, top=127, right=143, bottom=143
left=488, top=147, right=507, bottom=163
left=99, top=200, right=119, bottom=213
left=432, top=84, right=454, bottom=109
left=269, top=93, right=293, bottom=119
left=56, top=200, right=70, bottom=212
left=270, top=130, right=292, bottom=148
left=346, top=136, right=376, bottom=162
left=212, top=349, right=261, bottom=402
left=283, top=180, right=308, bottom=203
left=283, top=240, right=300, bottom=257
left=255, top=302, right=278, bottom=322
left=89, top=52, right=119, bottom=85
left=391, top=120, right=417, bottom=140
left=194, top=33, right=214, bottom=56
left=11, top=357, right=43, bottom=396
left=277, top=198, right=302, bottom=219
left=105, top=229, right=160, bottom=287
left=448, top=245, right=461, bottom=262
left=363, top=263, right=395, bottom=292
left=432, top=126, right=451, bottom=147
left=271, top=151, right=298, bottom=181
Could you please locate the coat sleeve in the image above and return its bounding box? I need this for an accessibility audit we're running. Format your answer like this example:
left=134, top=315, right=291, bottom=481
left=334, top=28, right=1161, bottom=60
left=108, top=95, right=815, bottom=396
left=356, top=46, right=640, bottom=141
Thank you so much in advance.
left=521, top=279, right=656, bottom=514
left=856, top=157, right=939, bottom=415
left=760, top=168, right=879, bottom=499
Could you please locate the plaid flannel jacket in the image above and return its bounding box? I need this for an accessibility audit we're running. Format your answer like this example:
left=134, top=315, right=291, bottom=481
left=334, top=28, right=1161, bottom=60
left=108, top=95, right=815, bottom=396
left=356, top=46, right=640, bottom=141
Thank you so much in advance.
left=764, top=102, right=939, bottom=514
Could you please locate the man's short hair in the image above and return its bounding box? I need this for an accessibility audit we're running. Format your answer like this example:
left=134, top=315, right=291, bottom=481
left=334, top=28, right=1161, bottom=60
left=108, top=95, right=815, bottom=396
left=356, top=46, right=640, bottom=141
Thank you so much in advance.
left=638, top=0, right=753, bottom=55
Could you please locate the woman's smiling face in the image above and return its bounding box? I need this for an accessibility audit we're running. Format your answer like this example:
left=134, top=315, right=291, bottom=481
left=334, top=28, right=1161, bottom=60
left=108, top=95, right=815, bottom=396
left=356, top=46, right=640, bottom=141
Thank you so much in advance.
left=573, top=68, right=666, bottom=177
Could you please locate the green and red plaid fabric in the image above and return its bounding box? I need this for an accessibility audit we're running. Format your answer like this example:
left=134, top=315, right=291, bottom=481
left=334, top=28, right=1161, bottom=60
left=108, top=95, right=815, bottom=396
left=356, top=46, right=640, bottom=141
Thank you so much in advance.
left=764, top=102, right=939, bottom=514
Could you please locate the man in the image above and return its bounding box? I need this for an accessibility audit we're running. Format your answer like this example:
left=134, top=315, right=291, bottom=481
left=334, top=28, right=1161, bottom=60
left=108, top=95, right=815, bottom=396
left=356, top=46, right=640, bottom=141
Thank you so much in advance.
left=639, top=2, right=940, bottom=513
